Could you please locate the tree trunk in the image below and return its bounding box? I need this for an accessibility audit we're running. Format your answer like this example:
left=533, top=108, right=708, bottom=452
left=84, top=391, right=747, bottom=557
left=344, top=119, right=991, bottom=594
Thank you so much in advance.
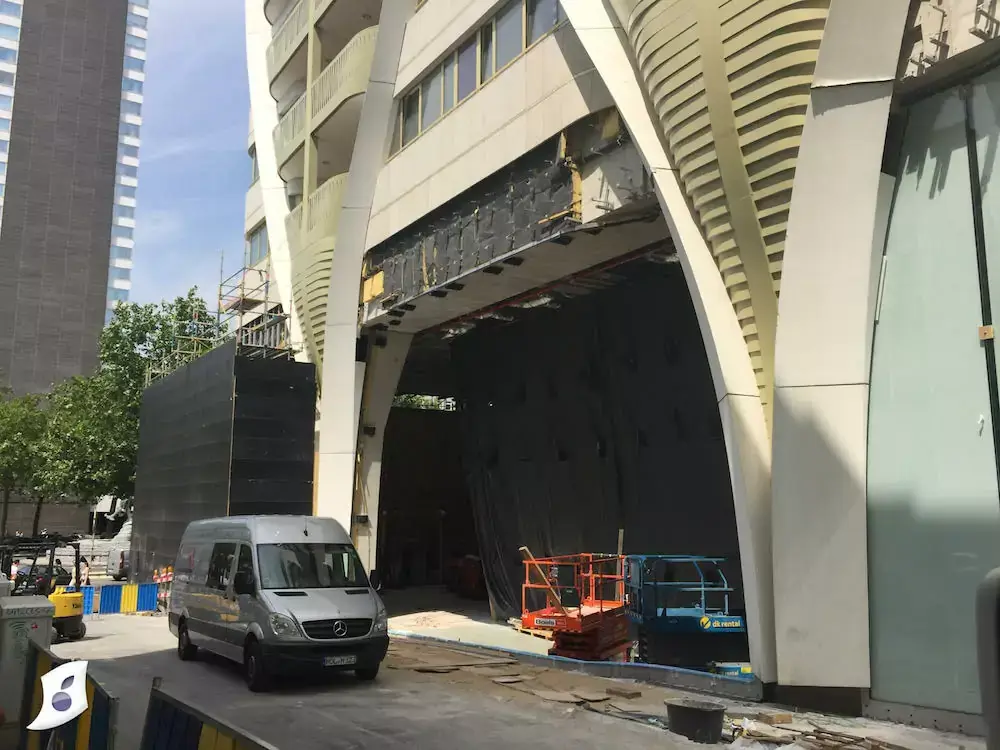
left=31, top=494, right=44, bottom=536
left=0, top=486, right=9, bottom=537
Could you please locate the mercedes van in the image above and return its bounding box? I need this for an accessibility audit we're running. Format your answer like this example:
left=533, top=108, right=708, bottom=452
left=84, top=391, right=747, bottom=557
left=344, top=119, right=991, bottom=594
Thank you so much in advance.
left=168, top=516, right=389, bottom=691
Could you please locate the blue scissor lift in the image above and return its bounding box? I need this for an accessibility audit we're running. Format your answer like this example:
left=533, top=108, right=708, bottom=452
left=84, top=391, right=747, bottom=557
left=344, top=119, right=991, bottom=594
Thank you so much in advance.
left=623, top=555, right=752, bottom=677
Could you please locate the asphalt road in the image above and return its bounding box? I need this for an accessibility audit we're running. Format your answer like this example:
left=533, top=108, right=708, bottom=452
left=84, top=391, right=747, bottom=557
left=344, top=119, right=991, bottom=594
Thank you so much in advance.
left=52, top=616, right=699, bottom=750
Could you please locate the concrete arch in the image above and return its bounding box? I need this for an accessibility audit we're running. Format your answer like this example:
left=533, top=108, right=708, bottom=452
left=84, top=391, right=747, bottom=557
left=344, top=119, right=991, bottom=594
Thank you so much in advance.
left=245, top=0, right=307, bottom=353
left=772, top=0, right=912, bottom=688
left=561, top=1, right=776, bottom=682
left=314, top=0, right=414, bottom=545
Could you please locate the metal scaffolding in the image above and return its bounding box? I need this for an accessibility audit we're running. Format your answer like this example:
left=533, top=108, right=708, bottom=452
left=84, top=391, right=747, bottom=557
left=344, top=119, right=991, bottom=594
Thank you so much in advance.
left=145, top=261, right=295, bottom=385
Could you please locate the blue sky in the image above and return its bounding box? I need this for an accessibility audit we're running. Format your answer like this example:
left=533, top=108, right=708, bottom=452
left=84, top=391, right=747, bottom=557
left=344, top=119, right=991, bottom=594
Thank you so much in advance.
left=130, top=0, right=251, bottom=307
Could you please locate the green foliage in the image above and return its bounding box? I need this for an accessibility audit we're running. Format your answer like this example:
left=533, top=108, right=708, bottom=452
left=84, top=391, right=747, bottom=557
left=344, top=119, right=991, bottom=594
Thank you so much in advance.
left=0, top=390, right=48, bottom=534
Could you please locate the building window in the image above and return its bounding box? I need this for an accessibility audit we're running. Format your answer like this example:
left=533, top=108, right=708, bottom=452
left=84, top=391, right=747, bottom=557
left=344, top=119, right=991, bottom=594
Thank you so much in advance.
left=456, top=37, right=477, bottom=103
left=0, top=48, right=17, bottom=65
left=124, top=57, right=145, bottom=73
left=120, top=164, right=139, bottom=178
left=126, top=12, right=147, bottom=29
left=0, top=23, right=18, bottom=41
left=115, top=204, right=135, bottom=220
left=111, top=246, right=133, bottom=261
left=120, top=123, right=141, bottom=138
left=479, top=21, right=495, bottom=84
left=121, top=99, right=142, bottom=116
left=0, top=71, right=13, bottom=87
left=390, top=0, right=564, bottom=156
left=116, top=185, right=137, bottom=200
left=402, top=90, right=419, bottom=146
left=126, top=34, right=146, bottom=50
left=110, top=267, right=130, bottom=282
left=246, top=224, right=268, bottom=266
left=249, top=146, right=259, bottom=185
left=122, top=78, right=143, bottom=94
left=527, top=0, right=563, bottom=45
left=108, top=288, right=129, bottom=302
left=0, top=140, right=9, bottom=154
left=112, top=225, right=133, bottom=240
left=118, top=143, right=140, bottom=159
left=421, top=67, right=443, bottom=130
left=0, top=118, right=11, bottom=133
left=0, top=1, right=21, bottom=18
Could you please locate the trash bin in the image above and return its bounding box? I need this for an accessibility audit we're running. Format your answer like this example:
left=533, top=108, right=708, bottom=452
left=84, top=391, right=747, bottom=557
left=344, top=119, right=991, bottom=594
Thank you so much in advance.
left=0, top=596, right=54, bottom=732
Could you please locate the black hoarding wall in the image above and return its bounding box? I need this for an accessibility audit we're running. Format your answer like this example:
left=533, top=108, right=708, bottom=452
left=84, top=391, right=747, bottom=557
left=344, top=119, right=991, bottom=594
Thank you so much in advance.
left=132, top=341, right=237, bottom=579
left=229, top=355, right=316, bottom=517
left=377, top=407, right=475, bottom=588
left=450, top=261, right=740, bottom=619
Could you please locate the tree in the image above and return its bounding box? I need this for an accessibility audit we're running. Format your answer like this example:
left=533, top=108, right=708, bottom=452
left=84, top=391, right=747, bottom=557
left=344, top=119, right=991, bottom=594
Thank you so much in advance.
left=0, top=391, right=47, bottom=535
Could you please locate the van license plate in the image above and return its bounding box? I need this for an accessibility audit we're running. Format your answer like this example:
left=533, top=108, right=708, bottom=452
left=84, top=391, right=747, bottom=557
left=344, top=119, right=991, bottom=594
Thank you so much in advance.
left=323, top=655, right=357, bottom=667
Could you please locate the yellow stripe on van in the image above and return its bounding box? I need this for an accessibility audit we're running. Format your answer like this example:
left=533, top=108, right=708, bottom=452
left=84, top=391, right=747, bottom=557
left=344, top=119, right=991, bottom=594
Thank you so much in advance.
left=198, top=725, right=219, bottom=750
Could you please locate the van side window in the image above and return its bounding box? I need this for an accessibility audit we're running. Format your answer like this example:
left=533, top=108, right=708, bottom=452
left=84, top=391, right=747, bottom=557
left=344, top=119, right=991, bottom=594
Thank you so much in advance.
left=207, top=542, right=237, bottom=590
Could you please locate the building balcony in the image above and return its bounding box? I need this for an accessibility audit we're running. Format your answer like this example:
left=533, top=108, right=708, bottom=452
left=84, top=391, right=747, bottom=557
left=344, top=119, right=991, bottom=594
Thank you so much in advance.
left=264, top=0, right=294, bottom=24
left=310, top=25, right=377, bottom=177
left=287, top=173, right=348, bottom=369
left=266, top=0, right=307, bottom=85
left=273, top=92, right=306, bottom=171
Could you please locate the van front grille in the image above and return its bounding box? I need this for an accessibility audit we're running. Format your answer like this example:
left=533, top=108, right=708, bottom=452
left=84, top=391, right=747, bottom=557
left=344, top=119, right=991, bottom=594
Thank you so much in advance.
left=302, top=618, right=372, bottom=639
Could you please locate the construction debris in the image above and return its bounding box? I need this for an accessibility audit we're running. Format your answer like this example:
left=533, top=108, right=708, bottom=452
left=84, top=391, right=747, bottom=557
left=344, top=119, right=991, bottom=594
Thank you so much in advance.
left=492, top=676, right=533, bottom=685
left=571, top=690, right=610, bottom=703
left=532, top=690, right=585, bottom=704
left=606, top=685, right=642, bottom=699
left=727, top=707, right=796, bottom=726
left=730, top=719, right=915, bottom=750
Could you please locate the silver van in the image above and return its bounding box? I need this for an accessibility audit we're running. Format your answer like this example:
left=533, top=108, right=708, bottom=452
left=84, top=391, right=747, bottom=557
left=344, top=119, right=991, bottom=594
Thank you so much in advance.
left=168, top=515, right=389, bottom=691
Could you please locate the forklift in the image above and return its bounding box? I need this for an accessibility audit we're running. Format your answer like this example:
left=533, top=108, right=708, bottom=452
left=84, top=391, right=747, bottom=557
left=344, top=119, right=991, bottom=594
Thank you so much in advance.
left=0, top=534, right=87, bottom=641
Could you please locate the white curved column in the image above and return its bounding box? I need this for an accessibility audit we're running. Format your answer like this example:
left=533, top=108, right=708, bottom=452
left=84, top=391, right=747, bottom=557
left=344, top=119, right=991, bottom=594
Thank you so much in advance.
left=773, top=0, right=911, bottom=688
left=563, top=0, right=775, bottom=683
left=314, top=0, right=414, bottom=532
left=245, top=0, right=306, bottom=354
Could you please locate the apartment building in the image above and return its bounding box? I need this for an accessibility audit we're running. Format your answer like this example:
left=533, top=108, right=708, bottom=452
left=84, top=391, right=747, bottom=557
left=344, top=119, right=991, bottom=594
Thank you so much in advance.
left=246, top=0, right=1000, bottom=729
left=0, top=0, right=146, bottom=393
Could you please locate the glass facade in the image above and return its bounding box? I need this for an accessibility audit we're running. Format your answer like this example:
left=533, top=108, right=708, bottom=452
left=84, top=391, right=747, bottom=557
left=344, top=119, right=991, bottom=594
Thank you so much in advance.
left=106, top=1, right=148, bottom=323
left=868, top=66, right=1000, bottom=714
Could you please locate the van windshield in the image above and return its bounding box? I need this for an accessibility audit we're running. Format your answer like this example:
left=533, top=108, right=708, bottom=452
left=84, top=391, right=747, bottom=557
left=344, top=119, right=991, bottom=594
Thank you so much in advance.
left=256, top=543, right=369, bottom=590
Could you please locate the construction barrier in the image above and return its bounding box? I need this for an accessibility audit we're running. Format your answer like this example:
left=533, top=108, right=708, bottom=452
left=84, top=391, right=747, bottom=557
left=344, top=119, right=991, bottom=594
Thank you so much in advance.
left=97, top=584, right=121, bottom=615
left=153, top=568, right=173, bottom=611
left=137, top=583, right=158, bottom=612
left=82, top=586, right=95, bottom=615
left=18, top=639, right=118, bottom=750
left=139, top=678, right=277, bottom=750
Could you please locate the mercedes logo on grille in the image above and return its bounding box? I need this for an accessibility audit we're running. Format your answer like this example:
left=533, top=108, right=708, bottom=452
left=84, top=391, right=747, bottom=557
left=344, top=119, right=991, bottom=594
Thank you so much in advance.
left=332, top=620, right=348, bottom=638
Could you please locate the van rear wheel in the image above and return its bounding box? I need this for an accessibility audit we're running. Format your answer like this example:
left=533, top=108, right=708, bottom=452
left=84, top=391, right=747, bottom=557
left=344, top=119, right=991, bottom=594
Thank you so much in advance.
left=244, top=639, right=270, bottom=692
left=177, top=622, right=197, bottom=661
left=355, top=665, right=379, bottom=681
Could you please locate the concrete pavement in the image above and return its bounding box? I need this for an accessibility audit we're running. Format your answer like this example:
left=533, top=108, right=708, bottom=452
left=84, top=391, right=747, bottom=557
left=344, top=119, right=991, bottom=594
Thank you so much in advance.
left=53, top=616, right=701, bottom=749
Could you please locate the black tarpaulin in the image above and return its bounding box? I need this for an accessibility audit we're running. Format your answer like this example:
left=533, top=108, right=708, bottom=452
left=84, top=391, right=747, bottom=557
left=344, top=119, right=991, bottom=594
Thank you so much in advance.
left=450, top=260, right=741, bottom=619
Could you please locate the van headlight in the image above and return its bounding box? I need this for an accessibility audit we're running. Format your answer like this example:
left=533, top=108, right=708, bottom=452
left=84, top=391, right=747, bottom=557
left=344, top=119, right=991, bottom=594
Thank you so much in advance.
left=268, top=613, right=302, bottom=639
left=373, top=604, right=388, bottom=634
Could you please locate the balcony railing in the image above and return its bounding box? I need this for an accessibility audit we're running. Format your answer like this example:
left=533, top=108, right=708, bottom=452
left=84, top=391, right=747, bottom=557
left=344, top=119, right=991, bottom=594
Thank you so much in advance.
left=284, top=202, right=304, bottom=254
left=272, top=92, right=306, bottom=166
left=306, top=173, right=347, bottom=245
left=311, top=26, right=379, bottom=121
left=266, top=0, right=307, bottom=82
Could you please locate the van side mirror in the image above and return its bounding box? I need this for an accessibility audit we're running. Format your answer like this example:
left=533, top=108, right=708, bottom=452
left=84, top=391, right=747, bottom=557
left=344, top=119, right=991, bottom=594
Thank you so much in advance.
left=369, top=570, right=381, bottom=591
left=233, top=571, right=255, bottom=597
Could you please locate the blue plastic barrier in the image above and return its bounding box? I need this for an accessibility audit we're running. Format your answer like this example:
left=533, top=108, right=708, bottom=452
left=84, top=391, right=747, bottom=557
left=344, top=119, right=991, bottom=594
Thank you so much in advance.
left=137, top=582, right=158, bottom=612
left=81, top=585, right=95, bottom=615
left=98, top=584, right=122, bottom=614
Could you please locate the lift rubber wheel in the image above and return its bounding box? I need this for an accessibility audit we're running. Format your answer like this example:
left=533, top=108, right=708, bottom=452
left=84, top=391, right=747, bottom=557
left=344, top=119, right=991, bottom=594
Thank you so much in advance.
left=70, top=622, right=86, bottom=641
left=177, top=622, right=197, bottom=661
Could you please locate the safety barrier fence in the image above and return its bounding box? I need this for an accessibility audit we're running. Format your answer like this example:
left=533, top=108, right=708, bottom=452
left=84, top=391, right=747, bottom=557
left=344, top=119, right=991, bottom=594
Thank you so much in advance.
left=139, top=678, right=278, bottom=750
left=18, top=639, right=118, bottom=750
left=52, top=584, right=159, bottom=616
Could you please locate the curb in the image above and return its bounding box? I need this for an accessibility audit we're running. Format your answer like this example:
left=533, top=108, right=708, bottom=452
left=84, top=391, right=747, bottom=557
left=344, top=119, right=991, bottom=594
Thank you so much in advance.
left=387, top=628, right=763, bottom=702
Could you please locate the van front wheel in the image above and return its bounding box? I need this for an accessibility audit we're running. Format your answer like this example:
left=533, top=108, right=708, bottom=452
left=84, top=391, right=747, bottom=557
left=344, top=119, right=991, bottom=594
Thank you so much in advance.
left=244, top=640, right=270, bottom=692
left=355, top=665, right=379, bottom=681
left=177, top=622, right=197, bottom=661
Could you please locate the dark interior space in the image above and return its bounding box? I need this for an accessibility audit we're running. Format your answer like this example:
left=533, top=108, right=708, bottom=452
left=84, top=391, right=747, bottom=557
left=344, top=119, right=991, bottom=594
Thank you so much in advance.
left=377, top=238, right=749, bottom=668
left=376, top=407, right=484, bottom=599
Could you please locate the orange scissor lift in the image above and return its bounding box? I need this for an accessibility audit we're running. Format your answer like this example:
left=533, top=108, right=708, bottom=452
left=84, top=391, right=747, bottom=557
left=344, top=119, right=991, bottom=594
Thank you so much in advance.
left=519, top=547, right=630, bottom=661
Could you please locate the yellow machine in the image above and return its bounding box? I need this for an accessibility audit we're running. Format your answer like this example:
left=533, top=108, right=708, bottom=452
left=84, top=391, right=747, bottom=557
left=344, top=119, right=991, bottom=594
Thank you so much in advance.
left=1, top=534, right=86, bottom=641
